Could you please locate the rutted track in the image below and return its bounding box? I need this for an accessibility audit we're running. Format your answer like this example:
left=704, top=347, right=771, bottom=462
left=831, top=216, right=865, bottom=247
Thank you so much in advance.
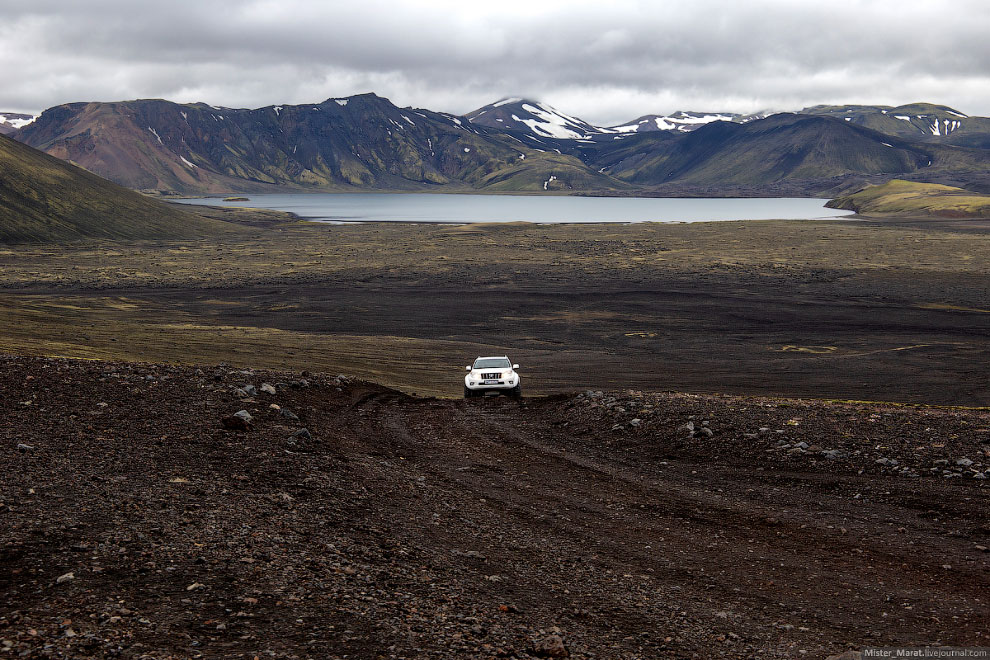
left=1, top=356, right=988, bottom=659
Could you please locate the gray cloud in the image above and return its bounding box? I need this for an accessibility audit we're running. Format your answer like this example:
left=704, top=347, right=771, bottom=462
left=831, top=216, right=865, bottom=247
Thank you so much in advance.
left=1, top=0, right=989, bottom=124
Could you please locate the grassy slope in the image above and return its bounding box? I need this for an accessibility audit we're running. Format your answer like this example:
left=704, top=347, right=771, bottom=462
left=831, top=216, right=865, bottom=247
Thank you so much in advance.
left=0, top=133, right=231, bottom=242
left=826, top=179, right=990, bottom=217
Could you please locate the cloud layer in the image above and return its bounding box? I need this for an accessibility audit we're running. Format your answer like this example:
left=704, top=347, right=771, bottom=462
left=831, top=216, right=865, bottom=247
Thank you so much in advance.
left=2, top=0, right=989, bottom=124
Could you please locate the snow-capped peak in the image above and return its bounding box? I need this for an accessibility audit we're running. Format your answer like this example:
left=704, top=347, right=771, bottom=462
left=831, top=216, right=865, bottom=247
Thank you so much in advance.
left=466, top=98, right=601, bottom=139
left=466, top=99, right=758, bottom=140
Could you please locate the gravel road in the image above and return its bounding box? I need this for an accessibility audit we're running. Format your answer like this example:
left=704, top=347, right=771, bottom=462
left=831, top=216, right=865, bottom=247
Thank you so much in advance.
left=2, top=356, right=988, bottom=658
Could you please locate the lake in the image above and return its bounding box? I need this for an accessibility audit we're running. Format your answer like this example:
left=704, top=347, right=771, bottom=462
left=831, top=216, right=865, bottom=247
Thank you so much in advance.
left=176, top=193, right=855, bottom=224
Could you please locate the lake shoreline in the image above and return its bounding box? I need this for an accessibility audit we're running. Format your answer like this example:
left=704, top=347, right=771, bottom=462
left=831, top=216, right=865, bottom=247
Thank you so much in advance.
left=174, top=192, right=854, bottom=224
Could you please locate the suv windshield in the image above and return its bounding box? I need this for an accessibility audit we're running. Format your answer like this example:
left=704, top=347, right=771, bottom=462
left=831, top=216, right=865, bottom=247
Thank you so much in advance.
left=474, top=358, right=511, bottom=369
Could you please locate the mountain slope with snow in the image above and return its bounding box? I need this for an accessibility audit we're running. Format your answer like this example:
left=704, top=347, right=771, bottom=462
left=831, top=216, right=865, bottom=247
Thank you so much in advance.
left=799, top=103, right=990, bottom=149
left=465, top=98, right=604, bottom=139
left=0, top=112, right=36, bottom=136
left=14, top=95, right=621, bottom=194
left=467, top=100, right=776, bottom=139
left=11, top=94, right=990, bottom=196
left=608, top=111, right=745, bottom=133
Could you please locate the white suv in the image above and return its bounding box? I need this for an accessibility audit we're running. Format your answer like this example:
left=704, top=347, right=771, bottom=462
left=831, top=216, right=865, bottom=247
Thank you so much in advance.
left=464, top=356, right=521, bottom=398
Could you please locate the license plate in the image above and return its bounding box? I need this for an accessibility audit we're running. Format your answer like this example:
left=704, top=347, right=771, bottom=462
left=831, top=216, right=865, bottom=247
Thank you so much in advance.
left=484, top=380, right=499, bottom=385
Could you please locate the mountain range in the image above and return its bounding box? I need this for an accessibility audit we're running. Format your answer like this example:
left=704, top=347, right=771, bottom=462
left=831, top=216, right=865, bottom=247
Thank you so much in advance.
left=7, top=95, right=990, bottom=197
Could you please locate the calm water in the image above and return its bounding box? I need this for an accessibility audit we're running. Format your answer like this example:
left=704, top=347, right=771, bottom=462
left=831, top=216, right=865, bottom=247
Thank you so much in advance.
left=176, top=193, right=854, bottom=224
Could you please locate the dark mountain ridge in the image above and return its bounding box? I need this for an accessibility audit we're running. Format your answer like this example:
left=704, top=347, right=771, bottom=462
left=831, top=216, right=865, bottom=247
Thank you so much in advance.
left=12, top=95, right=990, bottom=197
left=15, top=95, right=620, bottom=194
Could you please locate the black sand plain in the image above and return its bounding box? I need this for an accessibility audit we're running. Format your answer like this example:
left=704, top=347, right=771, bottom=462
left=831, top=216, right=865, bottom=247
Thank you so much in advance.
left=1, top=212, right=989, bottom=405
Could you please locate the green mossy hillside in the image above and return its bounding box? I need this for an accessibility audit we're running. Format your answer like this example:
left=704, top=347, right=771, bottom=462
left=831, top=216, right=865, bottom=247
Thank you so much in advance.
left=0, top=133, right=230, bottom=242
left=826, top=179, right=990, bottom=218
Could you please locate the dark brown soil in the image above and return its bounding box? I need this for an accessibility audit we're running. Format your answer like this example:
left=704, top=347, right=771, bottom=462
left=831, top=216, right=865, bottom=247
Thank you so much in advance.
left=2, top=356, right=988, bottom=659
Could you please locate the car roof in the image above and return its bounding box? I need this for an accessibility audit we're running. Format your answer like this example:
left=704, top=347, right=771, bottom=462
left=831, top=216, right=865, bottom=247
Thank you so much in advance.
left=475, top=355, right=509, bottom=359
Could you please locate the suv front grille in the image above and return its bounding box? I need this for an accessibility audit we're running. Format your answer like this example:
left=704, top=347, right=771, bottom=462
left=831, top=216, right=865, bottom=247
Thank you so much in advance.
left=481, top=372, right=502, bottom=379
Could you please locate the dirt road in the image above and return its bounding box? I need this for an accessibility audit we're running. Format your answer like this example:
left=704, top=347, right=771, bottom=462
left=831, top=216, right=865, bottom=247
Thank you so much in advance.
left=2, top=356, right=987, bottom=658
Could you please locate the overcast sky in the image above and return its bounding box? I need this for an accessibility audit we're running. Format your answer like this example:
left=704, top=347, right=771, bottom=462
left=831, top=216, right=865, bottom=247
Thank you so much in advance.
left=2, top=0, right=988, bottom=125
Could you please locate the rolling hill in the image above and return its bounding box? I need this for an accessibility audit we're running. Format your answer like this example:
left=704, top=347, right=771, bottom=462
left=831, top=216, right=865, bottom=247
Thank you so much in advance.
left=826, top=179, right=990, bottom=217
left=0, top=132, right=227, bottom=242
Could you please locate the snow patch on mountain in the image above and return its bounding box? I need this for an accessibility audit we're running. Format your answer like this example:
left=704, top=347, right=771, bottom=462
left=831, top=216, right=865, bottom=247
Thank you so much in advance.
left=606, top=111, right=740, bottom=134
left=0, top=113, right=37, bottom=129
left=516, top=103, right=592, bottom=139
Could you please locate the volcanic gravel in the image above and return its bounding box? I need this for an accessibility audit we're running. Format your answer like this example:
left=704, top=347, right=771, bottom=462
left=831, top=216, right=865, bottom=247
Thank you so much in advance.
left=1, top=356, right=988, bottom=659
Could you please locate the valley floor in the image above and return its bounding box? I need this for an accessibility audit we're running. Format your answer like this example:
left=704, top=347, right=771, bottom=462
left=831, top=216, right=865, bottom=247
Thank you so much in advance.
left=2, top=216, right=990, bottom=404
left=1, top=356, right=988, bottom=659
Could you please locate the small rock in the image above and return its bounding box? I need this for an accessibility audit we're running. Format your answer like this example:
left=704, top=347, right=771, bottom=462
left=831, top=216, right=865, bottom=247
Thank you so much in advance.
left=260, top=383, right=276, bottom=395
left=186, top=582, right=206, bottom=591
left=290, top=428, right=312, bottom=441
left=221, top=415, right=251, bottom=431
left=821, top=449, right=844, bottom=460
left=56, top=572, right=75, bottom=584
left=974, top=545, right=988, bottom=552
left=629, top=418, right=642, bottom=427
left=16, top=443, right=34, bottom=451
left=280, top=408, right=299, bottom=421
left=795, top=441, right=809, bottom=450
left=531, top=634, right=569, bottom=658
left=956, top=457, right=974, bottom=467
left=696, top=427, right=714, bottom=438
left=234, top=410, right=253, bottom=423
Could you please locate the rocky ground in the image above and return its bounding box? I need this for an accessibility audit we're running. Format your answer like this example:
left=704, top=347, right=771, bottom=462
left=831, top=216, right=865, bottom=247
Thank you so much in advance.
left=1, top=355, right=988, bottom=659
